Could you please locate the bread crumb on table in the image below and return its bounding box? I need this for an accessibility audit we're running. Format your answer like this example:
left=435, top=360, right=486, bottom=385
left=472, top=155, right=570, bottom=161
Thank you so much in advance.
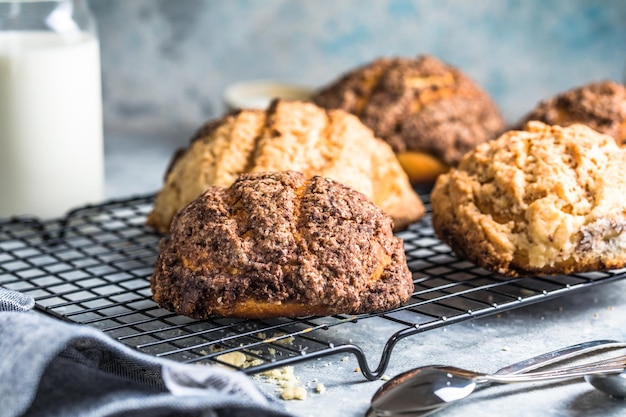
left=315, top=383, right=326, bottom=394
left=280, top=385, right=307, bottom=400
left=260, top=366, right=308, bottom=401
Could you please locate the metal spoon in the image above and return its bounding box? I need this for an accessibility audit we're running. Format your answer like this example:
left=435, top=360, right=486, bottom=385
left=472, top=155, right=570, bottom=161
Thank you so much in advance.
left=368, top=350, right=626, bottom=417
left=366, top=340, right=626, bottom=417
left=585, top=371, right=626, bottom=398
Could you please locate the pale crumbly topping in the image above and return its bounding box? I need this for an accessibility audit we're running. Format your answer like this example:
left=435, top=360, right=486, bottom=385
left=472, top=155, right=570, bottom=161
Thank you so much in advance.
left=147, top=99, right=424, bottom=233
left=432, top=121, right=626, bottom=276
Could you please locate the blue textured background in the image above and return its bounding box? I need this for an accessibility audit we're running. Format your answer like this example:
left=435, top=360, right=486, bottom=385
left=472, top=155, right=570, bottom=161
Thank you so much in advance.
left=90, top=0, right=626, bottom=137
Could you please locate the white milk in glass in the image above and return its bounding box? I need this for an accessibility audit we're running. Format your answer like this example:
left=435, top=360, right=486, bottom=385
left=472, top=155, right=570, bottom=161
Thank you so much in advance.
left=0, top=31, right=104, bottom=219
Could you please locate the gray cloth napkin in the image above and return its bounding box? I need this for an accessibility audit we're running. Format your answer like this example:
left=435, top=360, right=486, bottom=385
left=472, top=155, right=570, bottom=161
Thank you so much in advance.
left=0, top=288, right=294, bottom=417
left=0, top=287, right=35, bottom=312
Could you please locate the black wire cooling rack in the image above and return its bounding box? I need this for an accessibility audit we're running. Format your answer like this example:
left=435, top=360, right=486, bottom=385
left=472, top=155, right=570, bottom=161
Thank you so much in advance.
left=1, top=192, right=625, bottom=380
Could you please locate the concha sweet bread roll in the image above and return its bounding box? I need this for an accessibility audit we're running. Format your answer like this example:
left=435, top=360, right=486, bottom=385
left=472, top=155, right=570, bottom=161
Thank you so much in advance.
left=431, top=121, right=626, bottom=277
left=146, top=99, right=424, bottom=233
left=312, top=55, right=506, bottom=183
left=519, top=80, right=626, bottom=145
left=150, top=171, right=414, bottom=319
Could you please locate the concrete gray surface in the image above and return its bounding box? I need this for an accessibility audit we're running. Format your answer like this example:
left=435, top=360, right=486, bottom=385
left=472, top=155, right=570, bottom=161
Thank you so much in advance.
left=269, top=280, right=626, bottom=417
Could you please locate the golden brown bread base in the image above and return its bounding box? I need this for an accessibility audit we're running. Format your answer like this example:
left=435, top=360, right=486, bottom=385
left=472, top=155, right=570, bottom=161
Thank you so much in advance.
left=147, top=99, right=424, bottom=234
left=151, top=171, right=414, bottom=319
left=396, top=151, right=449, bottom=184
left=312, top=55, right=505, bottom=184
left=431, top=122, right=626, bottom=277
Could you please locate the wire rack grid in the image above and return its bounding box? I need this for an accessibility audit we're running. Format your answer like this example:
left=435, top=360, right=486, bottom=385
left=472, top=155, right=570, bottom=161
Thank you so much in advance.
left=1, top=192, right=625, bottom=381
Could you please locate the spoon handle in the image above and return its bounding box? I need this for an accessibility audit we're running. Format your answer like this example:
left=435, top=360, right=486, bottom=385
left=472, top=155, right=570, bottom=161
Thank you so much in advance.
left=494, top=340, right=626, bottom=375
left=483, top=354, right=626, bottom=384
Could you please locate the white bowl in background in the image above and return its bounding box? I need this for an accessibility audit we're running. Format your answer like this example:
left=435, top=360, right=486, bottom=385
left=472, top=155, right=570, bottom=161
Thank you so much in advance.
left=223, top=80, right=315, bottom=111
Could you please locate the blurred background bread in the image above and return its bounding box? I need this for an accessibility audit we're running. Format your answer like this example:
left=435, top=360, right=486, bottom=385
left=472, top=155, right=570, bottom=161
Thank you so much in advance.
left=312, top=55, right=505, bottom=184
left=518, top=80, right=626, bottom=145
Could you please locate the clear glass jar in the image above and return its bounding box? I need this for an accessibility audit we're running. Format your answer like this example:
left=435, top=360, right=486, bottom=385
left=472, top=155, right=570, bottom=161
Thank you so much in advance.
left=0, top=0, right=104, bottom=219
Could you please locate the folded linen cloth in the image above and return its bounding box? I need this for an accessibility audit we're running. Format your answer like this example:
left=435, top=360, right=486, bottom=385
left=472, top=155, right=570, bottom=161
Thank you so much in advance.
left=0, top=287, right=35, bottom=312
left=0, top=288, right=294, bottom=417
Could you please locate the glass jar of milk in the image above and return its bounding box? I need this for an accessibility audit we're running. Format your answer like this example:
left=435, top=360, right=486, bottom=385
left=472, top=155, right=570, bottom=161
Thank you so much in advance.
left=0, top=0, right=103, bottom=219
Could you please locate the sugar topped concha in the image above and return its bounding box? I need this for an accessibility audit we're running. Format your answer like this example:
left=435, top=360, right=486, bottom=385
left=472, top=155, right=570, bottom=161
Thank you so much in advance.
left=431, top=121, right=626, bottom=277
left=147, top=99, right=424, bottom=233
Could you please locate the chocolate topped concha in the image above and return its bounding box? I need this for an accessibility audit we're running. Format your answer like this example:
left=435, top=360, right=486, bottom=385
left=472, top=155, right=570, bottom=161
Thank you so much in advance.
left=150, top=171, right=414, bottom=319
left=431, top=121, right=626, bottom=277
left=519, top=80, right=626, bottom=145
left=146, top=99, right=424, bottom=233
left=312, top=55, right=506, bottom=183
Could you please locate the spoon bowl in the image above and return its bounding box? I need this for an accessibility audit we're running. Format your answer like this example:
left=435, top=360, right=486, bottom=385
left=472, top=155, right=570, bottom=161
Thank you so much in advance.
left=585, top=371, right=626, bottom=399
left=370, top=366, right=478, bottom=414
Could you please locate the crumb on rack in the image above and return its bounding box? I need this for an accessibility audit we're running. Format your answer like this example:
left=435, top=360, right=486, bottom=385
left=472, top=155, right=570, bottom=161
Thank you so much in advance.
left=257, top=331, right=295, bottom=346
left=215, top=351, right=264, bottom=368
left=216, top=351, right=247, bottom=367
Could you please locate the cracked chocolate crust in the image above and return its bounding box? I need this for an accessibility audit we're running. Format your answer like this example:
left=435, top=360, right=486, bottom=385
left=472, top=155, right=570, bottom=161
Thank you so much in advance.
left=431, top=122, right=626, bottom=277
left=519, top=80, right=626, bottom=145
left=312, top=55, right=505, bottom=166
left=150, top=171, right=414, bottom=319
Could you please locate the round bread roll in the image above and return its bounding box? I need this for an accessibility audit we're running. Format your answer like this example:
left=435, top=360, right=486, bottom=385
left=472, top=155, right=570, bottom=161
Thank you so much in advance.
left=150, top=171, right=414, bottom=319
left=312, top=55, right=505, bottom=183
left=147, top=99, right=424, bottom=233
left=519, top=80, right=626, bottom=146
left=431, top=121, right=626, bottom=277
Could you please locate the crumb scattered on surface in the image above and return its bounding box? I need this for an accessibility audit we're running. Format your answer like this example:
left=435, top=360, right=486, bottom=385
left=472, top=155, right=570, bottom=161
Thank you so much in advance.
left=260, top=366, right=308, bottom=401
left=280, top=385, right=307, bottom=401
left=315, top=383, right=326, bottom=394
